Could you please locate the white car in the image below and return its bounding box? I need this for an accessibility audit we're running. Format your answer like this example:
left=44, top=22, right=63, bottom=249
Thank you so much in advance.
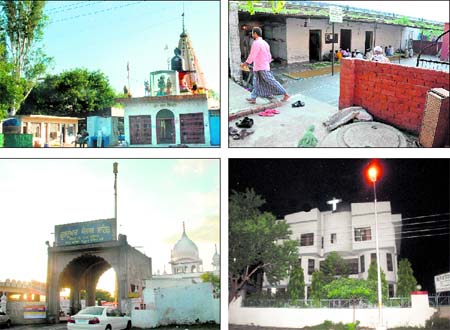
left=0, top=311, right=11, bottom=328
left=67, top=306, right=131, bottom=330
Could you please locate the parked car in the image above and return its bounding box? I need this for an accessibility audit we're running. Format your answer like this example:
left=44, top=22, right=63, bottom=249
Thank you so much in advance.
left=0, top=311, right=11, bottom=328
left=67, top=306, right=131, bottom=330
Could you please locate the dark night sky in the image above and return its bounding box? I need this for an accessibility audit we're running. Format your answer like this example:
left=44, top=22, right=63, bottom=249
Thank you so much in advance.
left=229, top=158, right=450, bottom=293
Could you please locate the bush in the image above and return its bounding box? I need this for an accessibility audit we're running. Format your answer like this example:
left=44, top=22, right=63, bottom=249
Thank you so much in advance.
left=0, top=134, right=3, bottom=147
left=4, top=134, right=33, bottom=147
left=425, top=316, right=450, bottom=329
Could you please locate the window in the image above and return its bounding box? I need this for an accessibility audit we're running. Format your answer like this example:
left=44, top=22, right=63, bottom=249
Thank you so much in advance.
left=308, top=259, right=315, bottom=275
left=388, top=284, right=395, bottom=298
left=301, top=233, right=314, bottom=246
left=371, top=253, right=377, bottom=266
left=331, top=233, right=336, bottom=244
left=360, top=255, right=365, bottom=273
left=346, top=258, right=359, bottom=275
left=387, top=253, right=393, bottom=271
left=321, top=236, right=324, bottom=248
left=354, top=227, right=372, bottom=241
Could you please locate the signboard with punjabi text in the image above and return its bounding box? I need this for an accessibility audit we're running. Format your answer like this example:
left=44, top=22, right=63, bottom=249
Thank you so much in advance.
left=55, top=219, right=116, bottom=246
left=435, top=272, right=450, bottom=293
left=329, top=6, right=343, bottom=23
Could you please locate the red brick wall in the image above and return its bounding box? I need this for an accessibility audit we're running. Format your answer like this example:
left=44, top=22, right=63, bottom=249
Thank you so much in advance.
left=339, top=58, right=450, bottom=133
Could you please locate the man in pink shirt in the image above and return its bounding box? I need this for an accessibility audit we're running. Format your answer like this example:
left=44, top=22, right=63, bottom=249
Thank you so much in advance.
left=240, top=27, right=289, bottom=104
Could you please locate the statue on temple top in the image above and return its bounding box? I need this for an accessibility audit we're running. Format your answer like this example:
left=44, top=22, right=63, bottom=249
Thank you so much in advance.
left=166, top=77, right=172, bottom=95
left=171, top=47, right=184, bottom=72
left=157, top=75, right=166, bottom=96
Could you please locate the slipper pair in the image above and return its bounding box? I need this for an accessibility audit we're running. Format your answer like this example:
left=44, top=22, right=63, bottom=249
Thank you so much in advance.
left=229, top=127, right=254, bottom=140
left=292, top=100, right=305, bottom=107
left=236, top=117, right=254, bottom=128
left=246, top=98, right=256, bottom=104
left=258, top=109, right=280, bottom=117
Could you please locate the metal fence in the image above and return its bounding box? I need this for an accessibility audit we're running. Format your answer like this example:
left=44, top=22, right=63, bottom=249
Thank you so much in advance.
left=429, top=295, right=450, bottom=307
left=243, top=297, right=411, bottom=309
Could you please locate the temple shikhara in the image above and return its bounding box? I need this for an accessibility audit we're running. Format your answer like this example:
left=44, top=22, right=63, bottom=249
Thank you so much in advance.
left=118, top=13, right=219, bottom=147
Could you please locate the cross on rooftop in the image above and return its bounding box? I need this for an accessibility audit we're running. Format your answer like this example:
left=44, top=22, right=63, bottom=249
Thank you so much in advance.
left=327, top=197, right=342, bottom=211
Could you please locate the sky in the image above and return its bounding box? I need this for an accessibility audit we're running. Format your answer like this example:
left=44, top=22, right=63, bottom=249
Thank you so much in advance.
left=0, top=159, right=219, bottom=294
left=321, top=1, right=449, bottom=23
left=41, top=1, right=220, bottom=97
left=229, top=158, right=450, bottom=293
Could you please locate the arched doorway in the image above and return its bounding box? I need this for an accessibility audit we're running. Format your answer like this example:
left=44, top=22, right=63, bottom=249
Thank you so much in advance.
left=58, top=254, right=116, bottom=316
left=156, top=109, right=175, bottom=144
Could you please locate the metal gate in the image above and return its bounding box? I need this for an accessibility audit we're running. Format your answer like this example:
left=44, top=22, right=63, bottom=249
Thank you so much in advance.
left=180, top=113, right=205, bottom=144
left=129, top=115, right=152, bottom=145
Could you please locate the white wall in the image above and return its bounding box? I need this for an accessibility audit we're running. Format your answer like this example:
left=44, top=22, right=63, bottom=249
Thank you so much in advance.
left=124, top=97, right=210, bottom=147
left=229, top=293, right=436, bottom=328
left=286, top=18, right=404, bottom=63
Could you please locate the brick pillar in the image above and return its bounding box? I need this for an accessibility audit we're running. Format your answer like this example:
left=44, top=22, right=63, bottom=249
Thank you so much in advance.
left=229, top=1, right=242, bottom=82
left=338, top=58, right=356, bottom=109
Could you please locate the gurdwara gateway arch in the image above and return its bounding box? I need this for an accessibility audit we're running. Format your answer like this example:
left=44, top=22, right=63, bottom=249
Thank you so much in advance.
left=46, top=219, right=152, bottom=320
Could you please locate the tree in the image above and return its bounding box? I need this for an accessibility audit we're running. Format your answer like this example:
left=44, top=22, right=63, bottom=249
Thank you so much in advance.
left=367, top=261, right=388, bottom=302
left=321, top=252, right=350, bottom=284
left=287, top=263, right=305, bottom=300
left=246, top=1, right=286, bottom=15
left=0, top=1, right=52, bottom=115
left=397, top=259, right=417, bottom=297
left=21, top=68, right=116, bottom=117
left=311, top=270, right=326, bottom=300
left=200, top=272, right=220, bottom=296
left=229, top=189, right=299, bottom=304
left=79, top=289, right=114, bottom=303
left=325, top=277, right=373, bottom=301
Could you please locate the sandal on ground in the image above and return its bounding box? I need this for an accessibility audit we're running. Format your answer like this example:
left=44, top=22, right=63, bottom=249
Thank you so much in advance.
left=229, top=126, right=239, bottom=136
left=236, top=117, right=254, bottom=128
left=292, top=100, right=306, bottom=107
left=258, top=110, right=274, bottom=117
left=246, top=98, right=256, bottom=104
left=239, top=129, right=255, bottom=139
left=265, top=109, right=280, bottom=115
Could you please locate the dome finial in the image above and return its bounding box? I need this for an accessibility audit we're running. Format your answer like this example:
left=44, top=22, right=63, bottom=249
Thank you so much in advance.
left=215, top=243, right=217, bottom=253
left=182, top=221, right=186, bottom=235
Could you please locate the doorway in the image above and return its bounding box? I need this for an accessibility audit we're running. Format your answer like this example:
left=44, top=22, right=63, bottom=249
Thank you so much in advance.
left=156, top=109, right=175, bottom=144
left=365, top=31, right=373, bottom=54
left=340, top=29, right=351, bottom=51
left=309, top=30, right=322, bottom=62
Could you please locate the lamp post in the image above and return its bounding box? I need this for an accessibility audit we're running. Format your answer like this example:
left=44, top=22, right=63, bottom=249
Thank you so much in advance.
left=366, top=162, right=386, bottom=330
left=113, top=162, right=118, bottom=231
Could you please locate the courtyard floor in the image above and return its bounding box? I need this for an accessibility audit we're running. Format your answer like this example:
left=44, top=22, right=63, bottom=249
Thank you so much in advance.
left=228, top=55, right=445, bottom=147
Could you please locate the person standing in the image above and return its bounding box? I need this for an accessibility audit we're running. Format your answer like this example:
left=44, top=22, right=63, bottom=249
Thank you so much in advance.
left=241, top=27, right=289, bottom=104
left=371, top=46, right=390, bottom=63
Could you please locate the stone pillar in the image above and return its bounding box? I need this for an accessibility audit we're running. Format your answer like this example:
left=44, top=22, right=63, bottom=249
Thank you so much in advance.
left=70, top=282, right=81, bottom=314
left=46, top=249, right=60, bottom=322
left=44, top=123, right=49, bottom=144
left=86, top=273, right=97, bottom=307
left=229, top=1, right=242, bottom=82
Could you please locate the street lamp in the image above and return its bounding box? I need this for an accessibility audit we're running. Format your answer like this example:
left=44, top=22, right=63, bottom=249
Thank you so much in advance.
left=365, top=161, right=386, bottom=330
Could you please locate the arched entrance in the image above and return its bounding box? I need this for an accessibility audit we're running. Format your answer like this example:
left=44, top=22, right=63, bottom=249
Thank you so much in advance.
left=58, top=254, right=115, bottom=315
left=46, top=233, right=152, bottom=322
left=156, top=109, right=175, bottom=144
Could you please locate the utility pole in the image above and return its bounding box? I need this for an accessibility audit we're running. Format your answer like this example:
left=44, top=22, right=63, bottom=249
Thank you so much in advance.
left=113, top=162, right=118, bottom=230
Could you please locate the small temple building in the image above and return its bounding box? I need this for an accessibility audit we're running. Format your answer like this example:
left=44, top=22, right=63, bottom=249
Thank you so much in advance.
left=118, top=14, right=215, bottom=147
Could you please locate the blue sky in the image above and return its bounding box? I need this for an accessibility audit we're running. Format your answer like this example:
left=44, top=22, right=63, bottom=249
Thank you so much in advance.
left=0, top=159, right=219, bottom=293
left=42, top=1, right=220, bottom=97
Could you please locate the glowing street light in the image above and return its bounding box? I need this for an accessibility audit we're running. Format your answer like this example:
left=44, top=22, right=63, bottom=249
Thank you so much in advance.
left=365, top=160, right=386, bottom=330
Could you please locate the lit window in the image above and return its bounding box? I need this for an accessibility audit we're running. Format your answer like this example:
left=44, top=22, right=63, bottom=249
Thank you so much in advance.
left=354, top=227, right=372, bottom=241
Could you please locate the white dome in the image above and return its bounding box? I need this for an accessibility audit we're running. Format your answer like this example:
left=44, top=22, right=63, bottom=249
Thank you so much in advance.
left=171, top=225, right=200, bottom=263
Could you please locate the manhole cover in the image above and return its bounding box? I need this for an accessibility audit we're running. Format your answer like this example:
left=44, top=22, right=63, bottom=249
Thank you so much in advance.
left=319, top=122, right=408, bottom=147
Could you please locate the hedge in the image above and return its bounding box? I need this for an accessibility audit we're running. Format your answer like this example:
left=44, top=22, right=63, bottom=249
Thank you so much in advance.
left=4, top=134, right=33, bottom=148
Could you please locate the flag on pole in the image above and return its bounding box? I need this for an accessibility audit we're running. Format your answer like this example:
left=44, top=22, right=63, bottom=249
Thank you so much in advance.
left=127, top=61, right=129, bottom=72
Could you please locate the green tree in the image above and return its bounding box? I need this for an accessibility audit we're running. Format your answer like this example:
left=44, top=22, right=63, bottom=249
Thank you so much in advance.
left=22, top=68, right=116, bottom=117
left=229, top=189, right=299, bottom=304
left=321, top=252, right=349, bottom=284
left=311, top=270, right=326, bottom=300
left=96, top=289, right=114, bottom=302
left=200, top=272, right=220, bottom=296
left=397, top=259, right=417, bottom=297
left=0, top=1, right=52, bottom=116
left=367, top=261, right=388, bottom=302
left=325, top=277, right=374, bottom=301
left=287, top=263, right=305, bottom=300
left=246, top=1, right=285, bottom=15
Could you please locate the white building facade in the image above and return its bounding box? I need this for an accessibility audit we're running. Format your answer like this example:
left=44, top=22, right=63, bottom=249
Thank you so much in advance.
left=265, top=201, right=402, bottom=298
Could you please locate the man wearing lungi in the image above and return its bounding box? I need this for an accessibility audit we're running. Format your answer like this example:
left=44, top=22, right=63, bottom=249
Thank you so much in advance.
left=241, top=27, right=290, bottom=104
